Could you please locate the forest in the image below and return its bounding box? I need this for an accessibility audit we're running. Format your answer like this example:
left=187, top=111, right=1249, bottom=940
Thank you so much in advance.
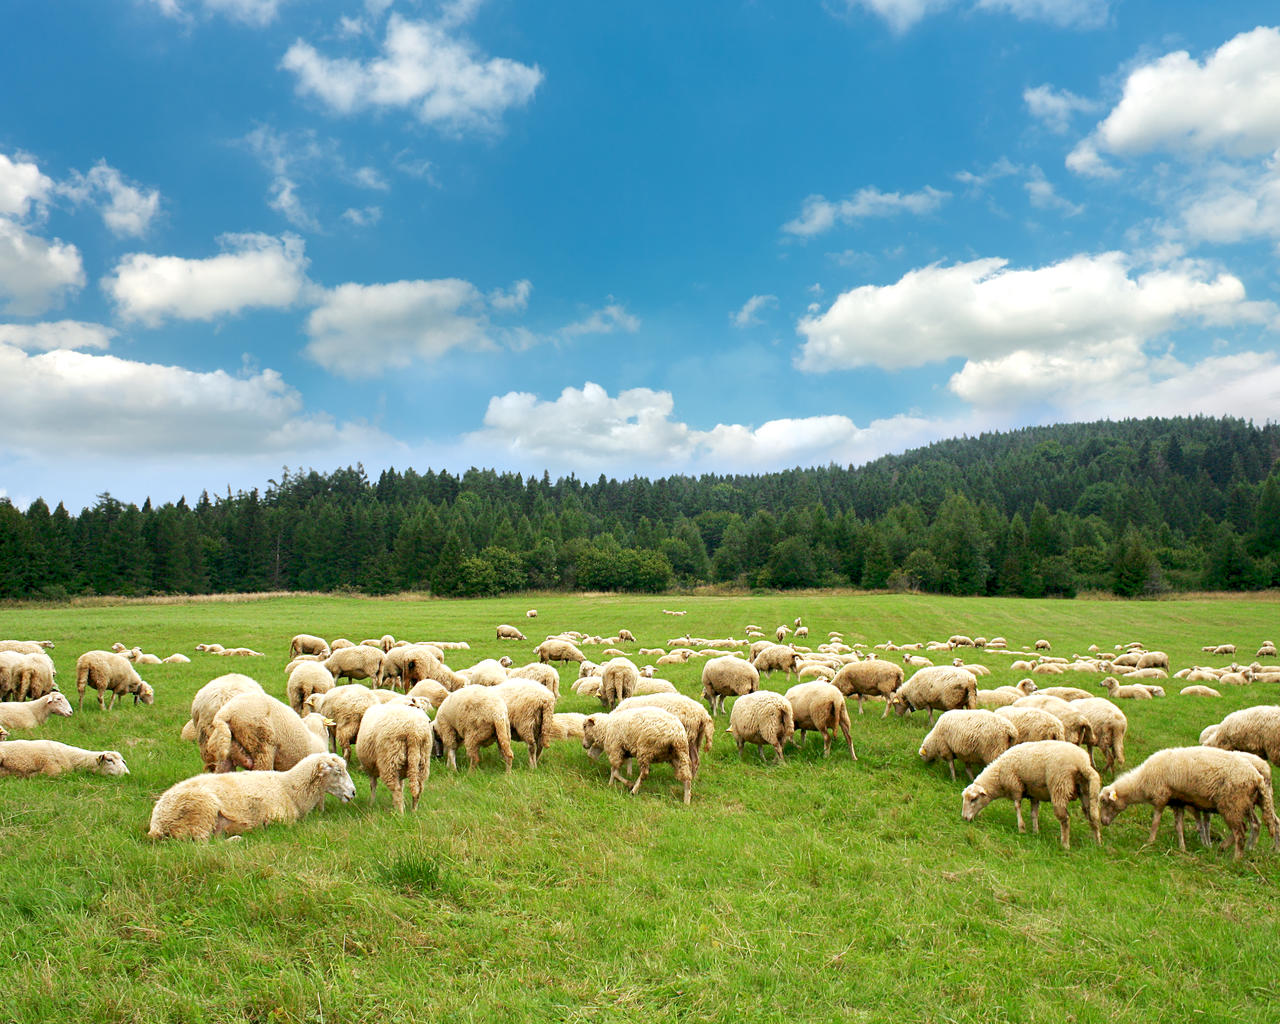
left=1, top=415, right=1278, bottom=600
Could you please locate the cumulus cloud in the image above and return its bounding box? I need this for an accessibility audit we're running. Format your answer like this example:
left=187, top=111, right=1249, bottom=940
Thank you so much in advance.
left=795, top=252, right=1251, bottom=373
left=1179, top=156, right=1280, bottom=244
left=782, top=186, right=948, bottom=238
left=281, top=13, right=543, bottom=133
left=60, top=161, right=161, bottom=237
left=842, top=0, right=1106, bottom=32
left=0, top=152, right=53, bottom=219
left=561, top=302, right=640, bottom=338
left=104, top=233, right=308, bottom=325
left=0, top=321, right=116, bottom=351
left=1024, top=84, right=1098, bottom=134
left=730, top=294, right=778, bottom=328
left=0, top=219, right=85, bottom=316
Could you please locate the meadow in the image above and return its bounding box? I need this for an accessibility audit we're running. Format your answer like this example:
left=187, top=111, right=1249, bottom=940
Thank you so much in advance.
left=2, top=591, right=1279, bottom=1024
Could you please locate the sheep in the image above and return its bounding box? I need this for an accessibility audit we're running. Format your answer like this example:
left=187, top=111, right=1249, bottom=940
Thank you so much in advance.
left=492, top=680, right=556, bottom=768
left=634, top=677, right=677, bottom=696
left=887, top=667, right=978, bottom=726
left=1257, top=642, right=1277, bottom=658
left=1201, top=705, right=1280, bottom=763
left=1181, top=685, right=1221, bottom=697
left=405, top=678, right=450, bottom=708
left=1034, top=639, right=1052, bottom=651
left=0, top=740, right=129, bottom=778
left=728, top=690, right=795, bottom=763
left=1071, top=698, right=1128, bottom=773
left=581, top=708, right=693, bottom=803
left=1032, top=686, right=1094, bottom=702
left=1099, top=746, right=1278, bottom=858
left=1010, top=660, right=1037, bottom=673
left=656, top=650, right=692, bottom=667
left=304, top=683, right=384, bottom=760
left=0, top=651, right=26, bottom=700
left=961, top=740, right=1102, bottom=849
left=831, top=660, right=905, bottom=717
left=355, top=701, right=434, bottom=812
left=752, top=644, right=801, bottom=679
left=1207, top=643, right=1237, bottom=656
left=919, top=710, right=1017, bottom=780
left=195, top=643, right=225, bottom=654
left=74, top=650, right=151, bottom=711
left=330, top=638, right=354, bottom=650
left=496, top=624, right=527, bottom=641
left=701, top=655, right=760, bottom=716
left=207, top=692, right=331, bottom=773
left=286, top=661, right=336, bottom=715
left=775, top=625, right=790, bottom=643
left=615, top=693, right=714, bottom=776
left=162, top=653, right=191, bottom=664
left=903, top=654, right=934, bottom=669
left=455, top=658, right=508, bottom=688
left=572, top=677, right=603, bottom=699
left=3, top=651, right=57, bottom=701
left=1136, top=651, right=1170, bottom=671
left=0, top=723, right=6, bottom=741
left=994, top=706, right=1066, bottom=745
left=0, top=640, right=50, bottom=655
left=526, top=609, right=538, bottom=618
left=785, top=682, right=855, bottom=760
left=183, top=673, right=266, bottom=769
left=1100, top=676, right=1156, bottom=700
left=288, top=634, right=330, bottom=661
left=324, top=646, right=384, bottom=685
left=216, top=647, right=265, bottom=657
left=948, top=635, right=975, bottom=649
left=599, top=657, right=640, bottom=710
left=618, top=628, right=636, bottom=643
left=433, top=686, right=514, bottom=772
left=148, top=752, right=354, bottom=840
left=1031, top=663, right=1063, bottom=676
left=0, top=692, right=74, bottom=732
left=536, top=639, right=586, bottom=665
left=376, top=644, right=432, bottom=692
left=1011, top=694, right=1094, bottom=750
left=398, top=649, right=466, bottom=693
left=549, top=712, right=587, bottom=741
left=506, top=662, right=561, bottom=699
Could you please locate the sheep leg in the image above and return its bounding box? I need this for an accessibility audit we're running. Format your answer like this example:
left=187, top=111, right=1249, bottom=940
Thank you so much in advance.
left=1053, top=798, right=1071, bottom=850
left=963, top=763, right=976, bottom=783
left=1029, top=799, right=1040, bottom=834
left=1196, top=810, right=1212, bottom=847
left=688, top=739, right=699, bottom=776
left=856, top=695, right=864, bottom=715
left=368, top=774, right=379, bottom=806
left=821, top=728, right=832, bottom=758
left=1220, top=813, right=1246, bottom=860
left=842, top=722, right=856, bottom=761
left=735, top=738, right=744, bottom=758
left=629, top=761, right=650, bottom=796
left=1146, top=806, right=1164, bottom=846
left=388, top=776, right=405, bottom=814
left=1172, top=807, right=1187, bottom=851
left=446, top=745, right=458, bottom=771
left=465, top=739, right=481, bottom=770
left=771, top=741, right=786, bottom=765
left=1014, top=798, right=1026, bottom=834
left=947, top=757, right=956, bottom=782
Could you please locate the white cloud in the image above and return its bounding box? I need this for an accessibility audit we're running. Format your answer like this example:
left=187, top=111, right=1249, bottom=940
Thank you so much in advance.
left=843, top=0, right=952, bottom=33
left=843, top=0, right=1106, bottom=32
left=60, top=162, right=161, bottom=238
left=730, top=294, right=777, bottom=328
left=1180, top=156, right=1280, bottom=244
left=782, top=186, right=948, bottom=238
left=0, top=321, right=116, bottom=351
left=562, top=302, right=640, bottom=338
left=489, top=279, right=532, bottom=312
left=0, top=152, right=53, bottom=219
left=148, top=0, right=287, bottom=26
left=342, top=205, right=383, bottom=227
left=352, top=166, right=389, bottom=191
left=948, top=338, right=1148, bottom=405
left=104, top=233, right=308, bottom=325
left=1024, top=84, right=1098, bottom=134
left=955, top=157, right=1020, bottom=191
left=0, top=219, right=85, bottom=316
left=1064, top=138, right=1117, bottom=178
left=795, top=252, right=1250, bottom=372
left=267, top=177, right=318, bottom=230
left=282, top=13, right=543, bottom=133
left=304, top=278, right=491, bottom=375
left=1024, top=166, right=1083, bottom=215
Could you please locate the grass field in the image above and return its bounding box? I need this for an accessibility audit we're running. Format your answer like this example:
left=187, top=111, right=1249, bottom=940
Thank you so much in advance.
left=2, top=592, right=1280, bottom=1024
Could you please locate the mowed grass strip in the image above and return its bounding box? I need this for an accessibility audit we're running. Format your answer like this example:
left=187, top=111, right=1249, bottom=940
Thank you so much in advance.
left=2, top=593, right=1280, bottom=1023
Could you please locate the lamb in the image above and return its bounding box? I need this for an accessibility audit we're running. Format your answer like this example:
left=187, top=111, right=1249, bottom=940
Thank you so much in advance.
left=903, top=654, right=934, bottom=669
left=1180, top=685, right=1222, bottom=698
left=785, top=682, right=855, bottom=760
left=961, top=740, right=1102, bottom=849
left=304, top=683, right=384, bottom=760
left=195, top=643, right=226, bottom=654
left=324, top=645, right=384, bottom=685
left=207, top=692, right=331, bottom=773
left=148, top=752, right=355, bottom=840
left=886, top=667, right=978, bottom=726
left=581, top=708, right=693, bottom=803
left=492, top=680, right=556, bottom=768
left=74, top=650, right=152, bottom=711
left=536, top=638, right=586, bottom=664
left=496, top=624, right=527, bottom=641
left=355, top=701, right=434, bottom=812
left=1200, top=705, right=1280, bottom=763
left=1071, top=698, right=1128, bottom=773
left=127, top=648, right=163, bottom=666
left=1101, top=676, right=1156, bottom=700
left=615, top=693, right=714, bottom=775
left=599, top=657, right=640, bottom=710
left=0, top=740, right=129, bottom=778
left=994, top=706, right=1066, bottom=744
left=728, top=690, right=795, bottom=763
left=0, top=691, right=74, bottom=732
left=919, top=710, right=1017, bottom=780
left=433, top=686, right=514, bottom=772
left=289, top=634, right=330, bottom=660
left=701, top=655, right=760, bottom=715
left=1098, top=746, right=1278, bottom=858
left=831, top=660, right=905, bottom=717
left=752, top=644, right=801, bottom=679
left=286, top=661, right=336, bottom=715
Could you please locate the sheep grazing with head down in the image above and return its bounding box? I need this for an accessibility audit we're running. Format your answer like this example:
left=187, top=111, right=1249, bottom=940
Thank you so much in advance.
left=0, top=740, right=129, bottom=778
left=1200, top=705, right=1280, bottom=763
left=148, top=753, right=355, bottom=840
left=207, top=692, right=331, bottom=773
left=961, top=740, right=1102, bottom=849
left=536, top=639, right=586, bottom=665
left=1011, top=694, right=1095, bottom=751
left=288, top=634, right=330, bottom=660
left=1071, top=698, right=1128, bottom=773
left=0, top=691, right=74, bottom=732
left=75, top=650, right=152, bottom=711
left=433, top=686, right=513, bottom=772
left=599, top=657, right=640, bottom=710
left=406, top=678, right=449, bottom=708
left=887, top=667, right=978, bottom=726
left=492, top=680, right=556, bottom=769
left=581, top=707, right=693, bottom=804
left=304, top=684, right=392, bottom=761
left=994, top=706, right=1066, bottom=745
left=919, top=710, right=1017, bottom=781
left=785, top=682, right=855, bottom=760
left=752, top=644, right=801, bottom=680
left=355, top=699, right=434, bottom=812
left=615, top=693, right=714, bottom=775
left=729, top=690, right=795, bottom=763
left=496, top=624, right=526, bottom=641
left=286, top=661, right=336, bottom=715
left=506, top=662, right=561, bottom=699
left=701, top=655, right=760, bottom=716
left=831, top=660, right=905, bottom=717
left=324, top=646, right=384, bottom=686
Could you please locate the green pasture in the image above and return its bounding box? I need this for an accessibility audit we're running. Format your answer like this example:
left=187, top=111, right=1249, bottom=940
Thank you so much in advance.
left=2, top=592, right=1279, bottom=1023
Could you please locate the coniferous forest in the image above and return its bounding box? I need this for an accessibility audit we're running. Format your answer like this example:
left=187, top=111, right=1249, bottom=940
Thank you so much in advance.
left=2, top=416, right=1279, bottom=601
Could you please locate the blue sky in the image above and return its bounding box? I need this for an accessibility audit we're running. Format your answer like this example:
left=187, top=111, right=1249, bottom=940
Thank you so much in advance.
left=3, top=0, right=1280, bottom=511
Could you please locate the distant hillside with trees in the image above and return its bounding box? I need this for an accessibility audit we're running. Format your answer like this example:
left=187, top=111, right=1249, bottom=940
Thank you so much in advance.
left=2, top=415, right=1278, bottom=600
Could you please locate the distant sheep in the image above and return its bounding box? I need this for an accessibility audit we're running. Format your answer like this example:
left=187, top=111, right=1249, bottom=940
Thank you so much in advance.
left=752, top=644, right=801, bottom=679
left=289, top=634, right=330, bottom=661
left=75, top=651, right=152, bottom=711
left=526, top=609, right=538, bottom=618
left=536, top=639, right=586, bottom=665
left=496, top=624, right=527, bottom=641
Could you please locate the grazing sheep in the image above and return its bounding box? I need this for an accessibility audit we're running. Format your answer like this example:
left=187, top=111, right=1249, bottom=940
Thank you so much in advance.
left=961, top=741, right=1101, bottom=849
left=74, top=650, right=151, bottom=711
left=492, top=680, right=556, bottom=768
left=304, top=684, right=386, bottom=761
left=496, top=624, right=527, bottom=641
left=887, top=667, right=978, bottom=726
left=948, top=635, right=976, bottom=649
left=615, top=693, right=714, bottom=776
left=1181, top=685, right=1222, bottom=698
left=919, top=710, right=1017, bottom=780
left=289, top=634, right=330, bottom=661
left=581, top=708, right=693, bottom=803
left=0, top=692, right=74, bottom=732
left=526, top=609, right=538, bottom=618
left=785, top=682, right=855, bottom=760
left=831, top=660, right=905, bottom=717
left=0, top=740, right=129, bottom=778
left=536, top=639, right=587, bottom=665
left=1099, top=746, right=1278, bottom=858
left=1257, top=642, right=1277, bottom=658
left=148, top=752, right=355, bottom=840
left=975, top=679, right=1039, bottom=709
left=405, top=678, right=449, bottom=707
left=701, top=655, right=760, bottom=716
left=208, top=693, right=330, bottom=773
left=618, top=628, right=636, bottom=643
left=1034, top=639, right=1052, bottom=651
left=286, top=662, right=336, bottom=715
left=775, top=625, right=790, bottom=643
left=1208, top=644, right=1237, bottom=656
left=356, top=701, right=434, bottom=812
left=1011, top=694, right=1094, bottom=750
left=378, top=644, right=439, bottom=692
left=728, top=690, right=795, bottom=763
left=324, top=646, right=384, bottom=685
left=1201, top=705, right=1280, bottom=763
left=752, top=644, right=801, bottom=679
left=1071, top=698, right=1128, bottom=773
left=550, top=712, right=587, bottom=741
left=433, top=686, right=514, bottom=772
left=994, top=706, right=1066, bottom=745
left=599, top=657, right=641, bottom=710
left=4, top=652, right=56, bottom=701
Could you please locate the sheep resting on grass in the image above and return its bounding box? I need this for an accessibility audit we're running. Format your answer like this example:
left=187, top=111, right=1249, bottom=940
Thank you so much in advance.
left=0, top=740, right=128, bottom=778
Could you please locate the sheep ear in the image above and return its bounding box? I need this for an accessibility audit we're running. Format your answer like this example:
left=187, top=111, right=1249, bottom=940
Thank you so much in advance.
left=97, top=753, right=108, bottom=766
left=323, top=717, right=336, bottom=727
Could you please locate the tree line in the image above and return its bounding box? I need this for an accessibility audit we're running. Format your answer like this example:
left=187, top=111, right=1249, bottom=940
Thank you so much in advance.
left=1, top=415, right=1278, bottom=601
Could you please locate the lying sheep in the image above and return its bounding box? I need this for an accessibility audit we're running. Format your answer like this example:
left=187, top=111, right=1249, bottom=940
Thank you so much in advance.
left=148, top=753, right=354, bottom=840
left=1099, top=746, right=1278, bottom=859
left=961, top=740, right=1101, bottom=849
left=324, top=646, right=384, bottom=685
left=535, top=639, right=586, bottom=665
left=75, top=650, right=152, bottom=711
left=581, top=708, right=693, bottom=803
left=208, top=693, right=330, bottom=773
left=887, top=667, right=978, bottom=725
left=1033, top=686, right=1094, bottom=702
left=0, top=740, right=129, bottom=778
left=184, top=674, right=265, bottom=769
left=162, top=653, right=191, bottom=664
left=785, top=682, right=855, bottom=760
left=433, top=686, right=513, bottom=772
left=1201, top=705, right=1280, bottom=763
left=526, top=609, right=538, bottom=618
left=634, top=677, right=677, bottom=696
left=994, top=706, right=1066, bottom=744
left=599, top=657, right=640, bottom=710
left=831, top=660, right=905, bottom=717
left=728, top=690, right=795, bottom=763
left=615, top=693, right=714, bottom=776
left=356, top=701, right=434, bottom=812
left=701, top=655, right=760, bottom=716
left=1180, top=685, right=1222, bottom=698
left=918, top=710, right=1017, bottom=780
left=0, top=691, right=74, bottom=732
left=1101, top=676, right=1156, bottom=700
left=975, top=679, right=1039, bottom=709
left=492, top=680, right=556, bottom=768
left=496, top=624, right=527, bottom=641
left=286, top=661, right=336, bottom=715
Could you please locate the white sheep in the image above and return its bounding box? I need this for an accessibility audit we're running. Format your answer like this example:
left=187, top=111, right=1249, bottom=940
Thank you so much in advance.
left=492, top=680, right=556, bottom=768
left=1179, top=685, right=1222, bottom=698
left=505, top=662, right=561, bottom=699
left=581, top=707, right=693, bottom=804
left=785, top=682, right=855, bottom=760
left=994, top=706, right=1066, bottom=744
left=535, top=639, right=586, bottom=664
left=886, top=667, right=978, bottom=725
left=433, top=685, right=514, bottom=772
left=1200, top=705, right=1280, bottom=763
left=701, top=655, right=760, bottom=716
left=147, top=753, right=354, bottom=840
left=184, top=673, right=265, bottom=769
left=919, top=710, right=1018, bottom=780
left=456, top=658, right=508, bottom=688
left=1100, top=676, right=1157, bottom=700
left=599, top=657, right=640, bottom=710
left=304, top=683, right=386, bottom=760
left=961, top=741, right=1101, bottom=849
left=0, top=740, right=129, bottom=778
left=526, top=609, right=538, bottom=618
left=1011, top=694, right=1094, bottom=750
left=751, top=644, right=800, bottom=679
left=0, top=691, right=74, bottom=732
left=74, top=650, right=152, bottom=711
left=831, top=660, right=905, bottom=717
left=286, top=661, right=336, bottom=715
left=614, top=693, right=714, bottom=776
left=324, top=646, right=384, bottom=685
left=496, top=624, right=527, bottom=641
left=355, top=701, right=434, bottom=812
left=208, top=692, right=331, bottom=773
left=728, top=690, right=795, bottom=763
